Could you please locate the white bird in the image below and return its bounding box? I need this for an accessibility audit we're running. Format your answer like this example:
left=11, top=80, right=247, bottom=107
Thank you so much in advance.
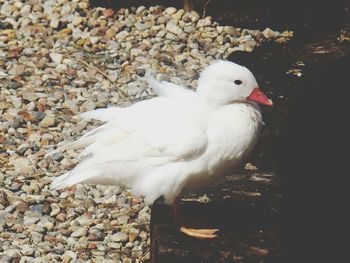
left=48, top=60, right=273, bottom=239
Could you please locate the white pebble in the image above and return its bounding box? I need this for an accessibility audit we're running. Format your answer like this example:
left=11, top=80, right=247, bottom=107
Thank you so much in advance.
left=165, top=7, right=177, bottom=15
left=70, top=227, right=87, bottom=238
left=111, top=232, right=128, bottom=242
left=49, top=53, right=63, bottom=64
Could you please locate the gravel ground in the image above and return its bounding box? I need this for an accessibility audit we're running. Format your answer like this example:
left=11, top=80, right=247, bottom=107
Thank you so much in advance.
left=0, top=1, right=292, bottom=262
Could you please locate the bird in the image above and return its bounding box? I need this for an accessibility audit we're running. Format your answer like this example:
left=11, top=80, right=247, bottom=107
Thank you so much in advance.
left=47, top=60, right=273, bottom=239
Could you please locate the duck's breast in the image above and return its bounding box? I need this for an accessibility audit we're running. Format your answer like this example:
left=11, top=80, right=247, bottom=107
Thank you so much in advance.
left=204, top=103, right=262, bottom=177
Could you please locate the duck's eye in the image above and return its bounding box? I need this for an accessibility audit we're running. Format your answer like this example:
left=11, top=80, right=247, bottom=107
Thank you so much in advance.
left=234, top=80, right=243, bottom=85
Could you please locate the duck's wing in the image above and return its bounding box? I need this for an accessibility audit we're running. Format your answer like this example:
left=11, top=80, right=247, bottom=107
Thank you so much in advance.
left=49, top=97, right=208, bottom=196
left=147, top=77, right=196, bottom=98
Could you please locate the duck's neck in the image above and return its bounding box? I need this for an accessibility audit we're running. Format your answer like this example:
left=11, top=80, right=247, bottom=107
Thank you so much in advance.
left=198, top=94, right=261, bottom=114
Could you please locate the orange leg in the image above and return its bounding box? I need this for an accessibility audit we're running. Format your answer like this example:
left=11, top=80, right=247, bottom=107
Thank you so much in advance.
left=171, top=199, right=219, bottom=239
left=179, top=227, right=219, bottom=239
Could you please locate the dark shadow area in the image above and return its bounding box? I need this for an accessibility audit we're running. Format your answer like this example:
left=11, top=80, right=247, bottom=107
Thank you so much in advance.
left=205, top=0, right=350, bottom=35
left=277, top=53, right=349, bottom=263
left=229, top=31, right=349, bottom=263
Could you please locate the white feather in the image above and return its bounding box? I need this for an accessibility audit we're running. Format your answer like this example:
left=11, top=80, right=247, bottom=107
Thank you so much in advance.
left=49, top=60, right=267, bottom=204
left=147, top=77, right=195, bottom=98
left=80, top=107, right=123, bottom=121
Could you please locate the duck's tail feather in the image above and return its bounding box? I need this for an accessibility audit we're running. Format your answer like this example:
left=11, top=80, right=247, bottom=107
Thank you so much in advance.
left=45, top=119, right=110, bottom=159
left=50, top=158, right=98, bottom=190
left=80, top=107, right=122, bottom=122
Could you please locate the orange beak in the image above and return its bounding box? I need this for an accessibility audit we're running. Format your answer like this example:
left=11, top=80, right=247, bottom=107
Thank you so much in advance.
left=247, top=88, right=273, bottom=107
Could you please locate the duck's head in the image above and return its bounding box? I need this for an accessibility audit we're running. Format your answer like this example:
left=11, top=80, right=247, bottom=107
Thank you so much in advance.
left=197, top=60, right=273, bottom=107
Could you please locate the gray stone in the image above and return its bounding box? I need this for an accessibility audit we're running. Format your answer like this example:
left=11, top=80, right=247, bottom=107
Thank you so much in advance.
left=70, top=227, right=87, bottom=238
left=20, top=5, right=32, bottom=16
left=165, top=7, right=177, bottom=15
left=111, top=232, right=128, bottom=242
left=21, top=245, right=35, bottom=256
left=166, top=20, right=183, bottom=35
left=11, top=158, right=33, bottom=176
left=135, top=22, right=151, bottom=31
left=136, top=6, right=146, bottom=14
left=88, top=229, right=104, bottom=241
left=43, top=221, right=54, bottom=231
left=49, top=203, right=60, bottom=216
left=40, top=116, right=56, bottom=128
left=49, top=53, right=63, bottom=64
left=76, top=214, right=93, bottom=226
left=30, top=231, right=43, bottom=243
left=72, top=16, right=83, bottom=26
left=5, top=248, right=20, bottom=258
left=0, top=1, right=12, bottom=16
left=55, top=64, right=67, bottom=73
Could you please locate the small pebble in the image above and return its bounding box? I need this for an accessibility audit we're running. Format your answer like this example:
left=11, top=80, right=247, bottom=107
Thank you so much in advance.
left=23, top=216, right=40, bottom=226
left=50, top=203, right=60, bottom=216
left=165, top=7, right=177, bottom=15
left=70, top=227, right=87, bottom=238
left=40, top=116, right=56, bottom=128
left=5, top=248, right=20, bottom=259
left=49, top=53, right=63, bottom=64
left=111, top=232, right=128, bottom=242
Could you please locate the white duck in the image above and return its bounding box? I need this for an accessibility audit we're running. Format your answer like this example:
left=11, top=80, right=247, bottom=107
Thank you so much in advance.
left=48, top=60, right=272, bottom=239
